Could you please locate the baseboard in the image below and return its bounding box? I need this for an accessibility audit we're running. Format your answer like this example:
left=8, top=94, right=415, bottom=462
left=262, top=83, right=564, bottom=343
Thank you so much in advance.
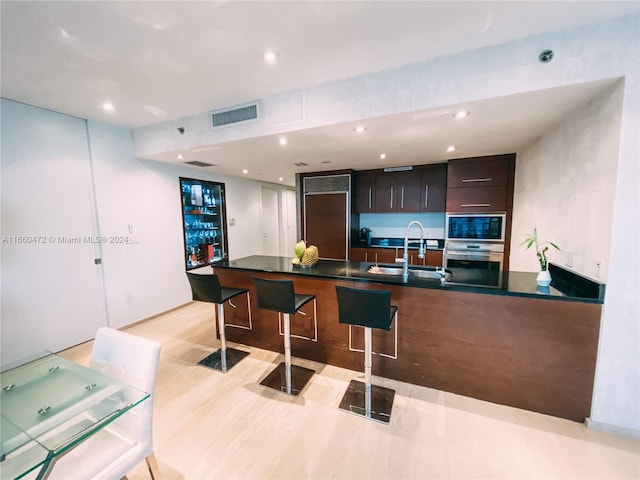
left=585, top=417, right=640, bottom=439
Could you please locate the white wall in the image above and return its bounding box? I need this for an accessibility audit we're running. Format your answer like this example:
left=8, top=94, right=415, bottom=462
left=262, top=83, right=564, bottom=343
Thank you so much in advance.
left=0, top=103, right=292, bottom=366
left=510, top=81, right=624, bottom=282
left=87, top=121, right=294, bottom=331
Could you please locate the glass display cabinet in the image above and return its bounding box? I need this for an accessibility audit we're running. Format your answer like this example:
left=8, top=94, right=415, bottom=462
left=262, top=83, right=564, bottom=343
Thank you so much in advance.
left=179, top=177, right=229, bottom=270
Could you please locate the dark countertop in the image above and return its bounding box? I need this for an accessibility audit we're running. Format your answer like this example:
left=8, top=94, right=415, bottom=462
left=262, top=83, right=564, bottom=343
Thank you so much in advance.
left=214, top=256, right=605, bottom=304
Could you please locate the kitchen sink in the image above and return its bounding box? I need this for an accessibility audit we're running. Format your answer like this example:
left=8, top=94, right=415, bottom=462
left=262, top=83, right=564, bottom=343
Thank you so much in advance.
left=368, top=266, right=404, bottom=275
left=366, top=265, right=452, bottom=282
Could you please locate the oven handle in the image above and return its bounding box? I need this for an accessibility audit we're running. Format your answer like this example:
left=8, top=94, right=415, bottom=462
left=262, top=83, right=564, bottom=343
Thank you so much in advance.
left=446, top=251, right=504, bottom=261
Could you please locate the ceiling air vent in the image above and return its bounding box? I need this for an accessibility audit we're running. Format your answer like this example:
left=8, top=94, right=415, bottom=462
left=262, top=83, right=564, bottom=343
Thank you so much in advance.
left=184, top=161, right=217, bottom=167
left=383, top=166, right=413, bottom=172
left=294, top=162, right=309, bottom=167
left=211, top=102, right=259, bottom=128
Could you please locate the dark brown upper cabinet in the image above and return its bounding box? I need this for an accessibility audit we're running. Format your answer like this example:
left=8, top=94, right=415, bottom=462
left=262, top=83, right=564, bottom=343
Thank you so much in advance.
left=420, top=164, right=447, bottom=212
left=354, top=170, right=376, bottom=213
left=375, top=170, right=421, bottom=212
left=446, top=154, right=515, bottom=213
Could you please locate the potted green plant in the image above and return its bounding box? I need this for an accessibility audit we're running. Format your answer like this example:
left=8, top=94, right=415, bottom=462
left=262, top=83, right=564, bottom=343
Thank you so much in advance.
left=521, top=228, right=560, bottom=286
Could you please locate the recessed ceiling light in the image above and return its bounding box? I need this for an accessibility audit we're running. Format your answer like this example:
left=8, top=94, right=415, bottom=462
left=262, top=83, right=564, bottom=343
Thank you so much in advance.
left=278, top=177, right=284, bottom=182
left=354, top=125, right=366, bottom=133
left=102, top=101, right=115, bottom=113
left=446, top=146, right=456, bottom=152
left=242, top=169, right=248, bottom=174
left=176, top=154, right=185, bottom=160
left=379, top=153, right=387, bottom=160
left=278, top=136, right=288, bottom=146
left=263, top=50, right=278, bottom=64
left=453, top=110, right=470, bottom=119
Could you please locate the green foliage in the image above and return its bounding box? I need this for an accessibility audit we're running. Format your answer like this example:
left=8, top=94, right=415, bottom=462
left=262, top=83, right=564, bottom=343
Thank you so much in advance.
left=521, top=228, right=560, bottom=271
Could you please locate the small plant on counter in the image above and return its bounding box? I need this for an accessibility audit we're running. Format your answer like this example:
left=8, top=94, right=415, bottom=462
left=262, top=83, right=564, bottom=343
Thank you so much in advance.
left=521, top=228, right=560, bottom=271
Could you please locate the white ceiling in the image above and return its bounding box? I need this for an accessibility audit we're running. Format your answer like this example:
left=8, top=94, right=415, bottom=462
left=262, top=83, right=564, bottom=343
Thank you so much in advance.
left=1, top=1, right=638, bottom=185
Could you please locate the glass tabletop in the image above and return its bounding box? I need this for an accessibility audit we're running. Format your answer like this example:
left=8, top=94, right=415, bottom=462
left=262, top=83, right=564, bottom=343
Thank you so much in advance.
left=0, top=354, right=149, bottom=479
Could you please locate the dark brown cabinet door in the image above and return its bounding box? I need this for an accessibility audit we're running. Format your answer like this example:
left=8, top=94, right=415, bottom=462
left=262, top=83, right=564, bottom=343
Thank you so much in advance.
left=445, top=154, right=515, bottom=212
left=374, top=172, right=397, bottom=212
left=304, top=192, right=348, bottom=260
left=350, top=247, right=396, bottom=263
left=426, top=250, right=443, bottom=267
left=409, top=250, right=443, bottom=267
left=350, top=247, right=367, bottom=262
left=447, top=155, right=511, bottom=188
left=396, top=170, right=421, bottom=212
left=354, top=171, right=376, bottom=213
left=445, top=186, right=507, bottom=212
left=375, top=170, right=422, bottom=212
left=370, top=248, right=398, bottom=264
left=420, top=164, right=447, bottom=212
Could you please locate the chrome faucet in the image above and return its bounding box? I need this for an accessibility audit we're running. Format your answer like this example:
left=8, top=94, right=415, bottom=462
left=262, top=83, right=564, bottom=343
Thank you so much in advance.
left=402, top=221, right=425, bottom=279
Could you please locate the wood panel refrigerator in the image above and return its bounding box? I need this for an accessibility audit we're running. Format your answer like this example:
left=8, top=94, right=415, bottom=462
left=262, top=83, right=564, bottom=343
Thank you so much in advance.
left=302, top=174, right=351, bottom=260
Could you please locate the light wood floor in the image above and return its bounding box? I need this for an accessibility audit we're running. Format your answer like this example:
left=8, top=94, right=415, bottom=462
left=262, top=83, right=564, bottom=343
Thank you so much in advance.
left=60, top=302, right=640, bottom=479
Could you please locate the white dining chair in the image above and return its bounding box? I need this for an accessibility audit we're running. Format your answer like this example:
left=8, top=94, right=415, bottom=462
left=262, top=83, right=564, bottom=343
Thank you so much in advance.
left=45, top=327, right=162, bottom=480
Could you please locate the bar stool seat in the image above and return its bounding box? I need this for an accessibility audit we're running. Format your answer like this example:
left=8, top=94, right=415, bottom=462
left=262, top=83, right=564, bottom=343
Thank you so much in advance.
left=252, top=277, right=316, bottom=396
left=335, top=286, right=398, bottom=424
left=187, top=272, right=252, bottom=372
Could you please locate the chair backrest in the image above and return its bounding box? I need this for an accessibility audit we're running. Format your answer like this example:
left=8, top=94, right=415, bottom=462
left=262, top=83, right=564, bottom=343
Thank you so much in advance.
left=38, top=328, right=161, bottom=479
left=252, top=277, right=297, bottom=314
left=335, top=286, right=394, bottom=331
left=89, top=327, right=162, bottom=456
left=187, top=272, right=223, bottom=304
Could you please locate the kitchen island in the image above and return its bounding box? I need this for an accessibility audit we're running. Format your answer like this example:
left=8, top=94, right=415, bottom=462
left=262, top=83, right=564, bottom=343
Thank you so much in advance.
left=212, top=256, right=604, bottom=422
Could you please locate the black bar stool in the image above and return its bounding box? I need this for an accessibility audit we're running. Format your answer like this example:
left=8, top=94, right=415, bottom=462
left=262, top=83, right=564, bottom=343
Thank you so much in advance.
left=252, top=277, right=316, bottom=396
left=186, top=272, right=252, bottom=372
left=335, top=286, right=398, bottom=424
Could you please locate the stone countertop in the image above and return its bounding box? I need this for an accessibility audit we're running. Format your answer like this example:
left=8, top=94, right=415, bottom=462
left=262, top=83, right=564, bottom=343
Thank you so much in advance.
left=213, top=256, right=605, bottom=304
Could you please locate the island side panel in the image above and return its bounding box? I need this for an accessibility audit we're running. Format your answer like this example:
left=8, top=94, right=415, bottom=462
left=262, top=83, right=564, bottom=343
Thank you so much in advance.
left=359, top=283, right=601, bottom=422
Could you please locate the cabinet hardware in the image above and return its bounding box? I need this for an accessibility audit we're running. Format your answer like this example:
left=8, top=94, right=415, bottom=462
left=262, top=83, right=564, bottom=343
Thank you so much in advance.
left=390, top=186, right=394, bottom=209
left=401, top=187, right=404, bottom=209
left=462, top=178, right=492, bottom=183
left=460, top=203, right=491, bottom=207
left=424, top=185, right=429, bottom=208
left=368, top=187, right=372, bottom=210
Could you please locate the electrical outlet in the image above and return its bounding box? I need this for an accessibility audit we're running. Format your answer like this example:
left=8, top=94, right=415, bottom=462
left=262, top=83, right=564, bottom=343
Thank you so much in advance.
left=564, top=251, right=574, bottom=268
left=125, top=293, right=134, bottom=304
left=595, top=258, right=603, bottom=278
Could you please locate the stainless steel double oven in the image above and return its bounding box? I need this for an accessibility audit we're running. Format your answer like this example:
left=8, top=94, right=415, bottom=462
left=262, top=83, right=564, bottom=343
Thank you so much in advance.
left=444, top=213, right=506, bottom=288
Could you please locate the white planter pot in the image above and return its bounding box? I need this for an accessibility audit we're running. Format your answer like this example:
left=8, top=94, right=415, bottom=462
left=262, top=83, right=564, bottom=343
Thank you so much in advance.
left=536, top=269, right=552, bottom=287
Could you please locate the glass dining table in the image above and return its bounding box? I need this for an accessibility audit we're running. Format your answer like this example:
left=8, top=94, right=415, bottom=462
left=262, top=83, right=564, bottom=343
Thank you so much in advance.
left=0, top=354, right=149, bottom=480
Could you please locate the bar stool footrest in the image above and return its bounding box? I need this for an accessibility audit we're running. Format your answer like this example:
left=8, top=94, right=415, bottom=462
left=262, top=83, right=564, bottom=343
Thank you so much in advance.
left=338, top=379, right=395, bottom=424
left=198, top=348, right=249, bottom=372
left=260, top=362, right=315, bottom=396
